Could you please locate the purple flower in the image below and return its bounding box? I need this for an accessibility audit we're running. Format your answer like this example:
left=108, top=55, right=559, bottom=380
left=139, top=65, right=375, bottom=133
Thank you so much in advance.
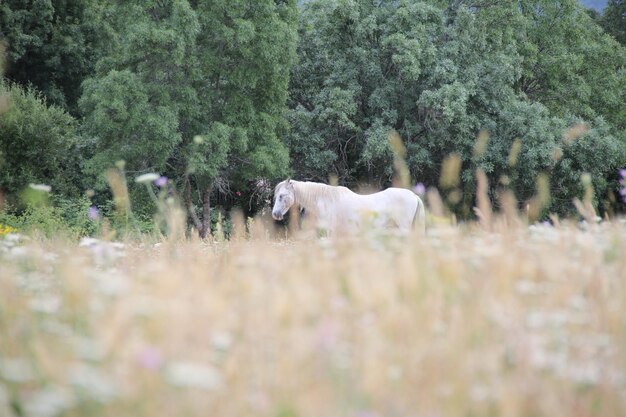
left=620, top=188, right=626, bottom=197
left=88, top=206, right=100, bottom=221
left=355, top=412, right=381, bottom=417
left=413, top=182, right=426, bottom=195
left=619, top=169, right=626, bottom=179
left=154, top=176, right=168, bottom=188
left=317, top=320, right=339, bottom=351
left=136, top=346, right=163, bottom=370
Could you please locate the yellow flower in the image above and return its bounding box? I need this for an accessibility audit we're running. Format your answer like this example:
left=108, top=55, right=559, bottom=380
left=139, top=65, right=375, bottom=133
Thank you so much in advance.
left=0, top=223, right=18, bottom=237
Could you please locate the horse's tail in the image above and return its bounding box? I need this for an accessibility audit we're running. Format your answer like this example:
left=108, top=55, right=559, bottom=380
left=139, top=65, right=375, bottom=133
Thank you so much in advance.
left=412, top=194, right=427, bottom=234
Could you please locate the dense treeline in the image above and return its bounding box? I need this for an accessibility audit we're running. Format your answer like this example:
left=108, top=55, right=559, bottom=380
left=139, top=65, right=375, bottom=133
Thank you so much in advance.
left=0, top=0, right=625, bottom=236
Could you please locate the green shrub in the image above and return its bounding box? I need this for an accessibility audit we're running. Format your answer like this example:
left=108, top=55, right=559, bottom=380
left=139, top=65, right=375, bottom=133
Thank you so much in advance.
left=0, top=80, right=83, bottom=204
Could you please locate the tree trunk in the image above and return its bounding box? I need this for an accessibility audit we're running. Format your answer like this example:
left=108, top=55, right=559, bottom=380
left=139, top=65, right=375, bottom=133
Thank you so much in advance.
left=184, top=175, right=202, bottom=229
left=199, top=184, right=212, bottom=239
left=184, top=175, right=213, bottom=239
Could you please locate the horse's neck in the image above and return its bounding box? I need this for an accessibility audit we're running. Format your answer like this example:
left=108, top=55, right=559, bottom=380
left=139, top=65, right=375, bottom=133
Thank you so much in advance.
left=293, top=182, right=337, bottom=215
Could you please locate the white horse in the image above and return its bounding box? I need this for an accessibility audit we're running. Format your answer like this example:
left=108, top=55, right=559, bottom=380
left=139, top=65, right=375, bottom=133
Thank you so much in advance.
left=272, top=179, right=426, bottom=235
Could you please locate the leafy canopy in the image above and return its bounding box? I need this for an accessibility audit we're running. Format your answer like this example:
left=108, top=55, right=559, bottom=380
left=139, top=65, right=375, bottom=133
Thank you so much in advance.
left=287, top=0, right=626, bottom=215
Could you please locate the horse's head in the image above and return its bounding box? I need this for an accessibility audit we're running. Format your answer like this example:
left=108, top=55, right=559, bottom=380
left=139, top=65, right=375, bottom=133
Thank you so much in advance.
left=272, top=179, right=295, bottom=221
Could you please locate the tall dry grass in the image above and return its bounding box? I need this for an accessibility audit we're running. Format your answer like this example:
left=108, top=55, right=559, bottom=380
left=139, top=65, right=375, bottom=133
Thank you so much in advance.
left=1, top=214, right=625, bottom=417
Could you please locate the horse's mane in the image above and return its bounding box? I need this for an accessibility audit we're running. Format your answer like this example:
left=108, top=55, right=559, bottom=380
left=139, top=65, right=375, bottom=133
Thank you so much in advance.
left=291, top=181, right=352, bottom=209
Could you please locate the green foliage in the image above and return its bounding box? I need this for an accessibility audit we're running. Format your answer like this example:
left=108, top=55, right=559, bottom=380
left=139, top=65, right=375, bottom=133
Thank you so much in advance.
left=0, top=0, right=101, bottom=113
left=54, top=195, right=99, bottom=236
left=601, top=0, right=626, bottom=45
left=0, top=195, right=97, bottom=238
left=79, top=69, right=181, bottom=188
left=79, top=0, right=297, bottom=234
left=189, top=0, right=296, bottom=187
left=17, top=205, right=75, bottom=238
left=1, top=0, right=625, bottom=232
left=79, top=0, right=196, bottom=190
left=0, top=80, right=82, bottom=202
left=553, top=118, right=626, bottom=213
left=516, top=0, right=626, bottom=130
left=287, top=0, right=626, bottom=216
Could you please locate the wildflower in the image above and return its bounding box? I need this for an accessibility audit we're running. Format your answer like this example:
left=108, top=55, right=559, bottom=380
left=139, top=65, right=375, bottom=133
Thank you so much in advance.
left=355, top=411, right=381, bottom=417
left=136, top=346, right=163, bottom=370
left=135, top=173, right=160, bottom=184
left=235, top=191, right=241, bottom=197
left=88, top=206, right=100, bottom=221
left=69, top=363, right=118, bottom=403
left=79, top=238, right=126, bottom=266
left=154, top=176, right=168, bottom=188
left=165, top=361, right=222, bottom=391
left=210, top=332, right=233, bottom=352
left=0, top=383, right=7, bottom=408
left=28, top=296, right=61, bottom=314
left=0, top=358, right=35, bottom=382
left=24, top=386, right=76, bottom=417
left=413, top=183, right=426, bottom=195
left=317, top=320, right=339, bottom=351
left=29, top=183, right=51, bottom=193
left=72, top=337, right=106, bottom=361
left=0, top=224, right=18, bottom=237
left=619, top=168, right=626, bottom=179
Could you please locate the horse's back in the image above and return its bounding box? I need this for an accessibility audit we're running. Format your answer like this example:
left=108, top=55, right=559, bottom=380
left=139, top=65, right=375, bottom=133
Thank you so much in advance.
left=352, top=187, right=418, bottom=230
left=378, top=187, right=418, bottom=208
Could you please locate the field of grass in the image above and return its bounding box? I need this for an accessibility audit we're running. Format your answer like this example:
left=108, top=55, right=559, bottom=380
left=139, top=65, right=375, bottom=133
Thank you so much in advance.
left=1, top=216, right=625, bottom=417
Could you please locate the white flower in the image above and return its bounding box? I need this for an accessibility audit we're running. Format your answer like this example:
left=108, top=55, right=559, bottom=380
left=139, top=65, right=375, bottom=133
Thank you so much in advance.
left=0, top=383, right=8, bottom=406
left=41, top=320, right=73, bottom=337
left=29, top=184, right=51, bottom=193
left=9, top=246, right=29, bottom=257
left=134, top=173, right=160, bottom=184
left=91, top=269, right=129, bottom=296
left=0, top=384, right=10, bottom=417
left=165, top=361, right=222, bottom=391
left=211, top=332, right=233, bottom=352
left=566, top=363, right=601, bottom=385
left=0, top=357, right=36, bottom=382
left=28, top=296, right=61, bottom=314
left=72, top=337, right=106, bottom=361
left=69, top=363, right=118, bottom=403
left=79, top=238, right=126, bottom=266
left=23, top=386, right=76, bottom=417
left=79, top=237, right=100, bottom=247
left=5, top=233, right=23, bottom=242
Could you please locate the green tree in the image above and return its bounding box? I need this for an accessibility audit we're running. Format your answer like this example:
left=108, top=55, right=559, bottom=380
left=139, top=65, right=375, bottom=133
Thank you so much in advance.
left=0, top=0, right=101, bottom=114
left=515, top=0, right=626, bottom=130
left=79, top=0, right=297, bottom=237
left=601, top=0, right=626, bottom=45
left=287, top=0, right=626, bottom=216
left=0, top=80, right=81, bottom=202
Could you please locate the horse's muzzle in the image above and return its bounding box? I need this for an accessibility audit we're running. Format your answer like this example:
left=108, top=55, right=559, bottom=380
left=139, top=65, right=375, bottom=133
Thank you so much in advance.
left=272, top=211, right=283, bottom=221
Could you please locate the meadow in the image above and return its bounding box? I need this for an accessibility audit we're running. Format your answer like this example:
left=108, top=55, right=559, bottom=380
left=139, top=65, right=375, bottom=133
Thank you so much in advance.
left=2, top=1, right=626, bottom=416
left=1, top=212, right=625, bottom=417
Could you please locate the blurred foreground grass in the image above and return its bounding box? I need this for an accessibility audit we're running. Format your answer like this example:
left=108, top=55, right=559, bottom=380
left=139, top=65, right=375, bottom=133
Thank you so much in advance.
left=1, top=219, right=625, bottom=417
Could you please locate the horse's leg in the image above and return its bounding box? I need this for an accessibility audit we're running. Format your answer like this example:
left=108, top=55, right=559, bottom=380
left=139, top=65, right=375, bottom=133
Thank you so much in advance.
left=395, top=214, right=413, bottom=235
